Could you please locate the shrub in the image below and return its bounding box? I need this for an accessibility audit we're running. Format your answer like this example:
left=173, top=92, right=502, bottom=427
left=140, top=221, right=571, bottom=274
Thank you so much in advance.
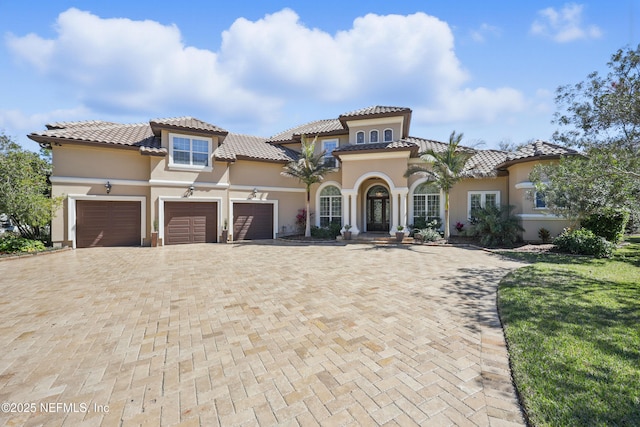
left=538, top=227, right=552, bottom=243
left=466, top=205, right=524, bottom=247
left=626, top=210, right=640, bottom=234
left=295, top=209, right=307, bottom=234
left=310, top=223, right=342, bottom=239
left=410, top=217, right=441, bottom=231
left=553, top=228, right=615, bottom=258
left=581, top=209, right=629, bottom=243
left=0, top=234, right=46, bottom=254
left=415, top=228, right=442, bottom=242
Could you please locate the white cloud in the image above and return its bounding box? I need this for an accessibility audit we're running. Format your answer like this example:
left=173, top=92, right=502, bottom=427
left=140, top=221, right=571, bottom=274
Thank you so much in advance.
left=5, top=7, right=526, bottom=131
left=416, top=87, right=526, bottom=123
left=531, top=3, right=602, bottom=42
left=470, top=23, right=501, bottom=43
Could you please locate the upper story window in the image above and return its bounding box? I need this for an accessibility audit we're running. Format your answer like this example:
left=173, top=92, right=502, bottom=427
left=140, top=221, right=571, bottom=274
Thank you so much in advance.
left=169, top=133, right=212, bottom=171
left=322, top=139, right=339, bottom=168
left=383, top=128, right=393, bottom=142
left=356, top=131, right=365, bottom=144
left=370, top=130, right=379, bottom=143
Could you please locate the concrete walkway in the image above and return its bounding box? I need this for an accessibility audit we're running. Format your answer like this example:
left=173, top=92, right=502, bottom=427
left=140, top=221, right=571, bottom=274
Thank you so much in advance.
left=0, top=243, right=525, bottom=426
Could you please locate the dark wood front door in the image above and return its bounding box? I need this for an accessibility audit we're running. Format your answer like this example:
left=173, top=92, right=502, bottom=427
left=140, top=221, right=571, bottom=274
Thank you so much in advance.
left=366, top=185, right=390, bottom=232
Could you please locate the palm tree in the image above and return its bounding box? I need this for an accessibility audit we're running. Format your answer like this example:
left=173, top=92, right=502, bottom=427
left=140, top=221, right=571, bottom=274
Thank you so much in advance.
left=281, top=135, right=335, bottom=237
left=404, top=131, right=475, bottom=241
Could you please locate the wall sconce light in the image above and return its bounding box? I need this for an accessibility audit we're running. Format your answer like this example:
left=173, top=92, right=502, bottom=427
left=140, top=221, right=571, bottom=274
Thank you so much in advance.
left=250, top=188, right=258, bottom=199
left=187, top=185, right=195, bottom=197
left=105, top=181, right=112, bottom=194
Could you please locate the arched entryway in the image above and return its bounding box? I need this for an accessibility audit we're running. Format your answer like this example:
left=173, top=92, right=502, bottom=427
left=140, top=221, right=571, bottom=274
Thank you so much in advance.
left=366, top=185, right=390, bottom=232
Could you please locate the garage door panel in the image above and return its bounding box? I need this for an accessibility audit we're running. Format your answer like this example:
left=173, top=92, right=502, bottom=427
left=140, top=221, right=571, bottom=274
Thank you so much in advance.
left=233, top=203, right=273, bottom=241
left=76, top=201, right=140, bottom=248
left=165, top=202, right=217, bottom=245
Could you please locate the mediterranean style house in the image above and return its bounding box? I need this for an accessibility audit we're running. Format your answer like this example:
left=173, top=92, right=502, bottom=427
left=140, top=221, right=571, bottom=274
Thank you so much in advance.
left=29, top=106, right=578, bottom=248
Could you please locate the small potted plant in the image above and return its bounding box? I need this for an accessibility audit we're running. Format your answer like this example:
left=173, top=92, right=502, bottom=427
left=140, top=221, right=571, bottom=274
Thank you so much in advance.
left=220, top=219, right=229, bottom=243
left=455, top=221, right=464, bottom=234
left=151, top=219, right=159, bottom=247
left=395, top=225, right=405, bottom=242
left=343, top=224, right=352, bottom=240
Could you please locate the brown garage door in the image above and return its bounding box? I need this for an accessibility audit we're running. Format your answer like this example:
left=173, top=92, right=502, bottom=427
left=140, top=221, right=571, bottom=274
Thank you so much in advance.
left=165, top=202, right=217, bottom=245
left=76, top=200, right=141, bottom=248
left=233, top=203, right=274, bottom=240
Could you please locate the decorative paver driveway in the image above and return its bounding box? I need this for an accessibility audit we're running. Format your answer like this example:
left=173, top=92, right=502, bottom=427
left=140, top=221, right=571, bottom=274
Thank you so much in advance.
left=0, top=243, right=525, bottom=426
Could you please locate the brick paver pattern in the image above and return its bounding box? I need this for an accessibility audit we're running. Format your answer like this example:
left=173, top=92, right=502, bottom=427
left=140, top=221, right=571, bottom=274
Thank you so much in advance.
left=0, top=243, right=526, bottom=426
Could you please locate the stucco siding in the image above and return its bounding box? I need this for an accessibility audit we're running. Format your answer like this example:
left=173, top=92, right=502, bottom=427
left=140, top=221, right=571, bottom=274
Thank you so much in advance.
left=52, top=145, right=149, bottom=181
left=341, top=157, right=409, bottom=190
left=448, top=177, right=509, bottom=232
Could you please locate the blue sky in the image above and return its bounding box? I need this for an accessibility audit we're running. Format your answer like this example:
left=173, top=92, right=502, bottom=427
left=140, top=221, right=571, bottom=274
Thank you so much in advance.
left=1, top=1, right=638, bottom=152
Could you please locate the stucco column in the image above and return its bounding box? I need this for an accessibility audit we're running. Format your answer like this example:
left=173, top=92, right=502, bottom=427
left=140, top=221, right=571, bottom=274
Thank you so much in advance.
left=390, top=188, right=409, bottom=235
left=390, top=191, right=399, bottom=235
left=400, top=190, right=408, bottom=230
left=341, top=189, right=359, bottom=235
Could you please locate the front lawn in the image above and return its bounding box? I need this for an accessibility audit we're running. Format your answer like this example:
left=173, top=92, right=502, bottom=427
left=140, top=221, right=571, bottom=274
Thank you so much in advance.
left=497, top=237, right=640, bottom=426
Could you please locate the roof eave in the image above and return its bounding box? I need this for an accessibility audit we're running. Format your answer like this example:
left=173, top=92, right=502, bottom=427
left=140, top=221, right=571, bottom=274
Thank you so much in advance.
left=334, top=146, right=415, bottom=157
left=496, top=152, right=581, bottom=170
left=149, top=121, right=229, bottom=138
left=28, top=134, right=142, bottom=152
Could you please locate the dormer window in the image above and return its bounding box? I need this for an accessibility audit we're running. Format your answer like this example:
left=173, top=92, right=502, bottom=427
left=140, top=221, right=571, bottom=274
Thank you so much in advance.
left=169, top=133, right=213, bottom=171
left=370, top=130, right=379, bottom=143
left=356, top=131, right=365, bottom=144
left=384, top=129, right=393, bottom=142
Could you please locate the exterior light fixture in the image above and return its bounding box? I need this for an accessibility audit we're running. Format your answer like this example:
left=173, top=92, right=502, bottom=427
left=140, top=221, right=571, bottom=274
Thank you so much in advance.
left=250, top=188, right=258, bottom=199
left=188, top=185, right=195, bottom=197
left=105, top=181, right=112, bottom=194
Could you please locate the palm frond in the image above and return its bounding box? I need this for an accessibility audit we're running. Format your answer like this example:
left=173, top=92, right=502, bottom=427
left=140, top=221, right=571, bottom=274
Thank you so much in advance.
left=281, top=134, right=334, bottom=187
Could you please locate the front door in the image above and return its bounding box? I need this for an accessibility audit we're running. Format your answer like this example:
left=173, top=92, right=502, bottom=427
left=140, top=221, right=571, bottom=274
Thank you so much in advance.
left=366, top=185, right=390, bottom=232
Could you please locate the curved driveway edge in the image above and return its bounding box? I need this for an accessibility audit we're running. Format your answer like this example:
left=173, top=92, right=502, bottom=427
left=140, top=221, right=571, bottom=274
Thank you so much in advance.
left=0, top=243, right=525, bottom=426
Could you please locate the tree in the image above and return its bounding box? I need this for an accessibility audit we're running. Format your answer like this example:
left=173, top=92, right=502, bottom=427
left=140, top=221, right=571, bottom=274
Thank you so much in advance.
left=532, top=45, right=640, bottom=221
left=281, top=135, right=334, bottom=237
left=404, top=131, right=475, bottom=241
left=0, top=133, right=61, bottom=242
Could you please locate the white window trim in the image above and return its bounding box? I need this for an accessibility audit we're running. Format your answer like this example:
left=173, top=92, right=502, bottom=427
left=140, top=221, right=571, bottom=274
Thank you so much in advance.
left=322, top=139, right=339, bottom=169
left=315, top=181, right=342, bottom=227
left=355, top=131, right=365, bottom=144
left=168, top=132, right=213, bottom=172
left=534, top=191, right=547, bottom=210
left=383, top=128, right=393, bottom=142
left=369, top=129, right=379, bottom=143
left=467, top=191, right=501, bottom=217
left=408, top=179, right=444, bottom=228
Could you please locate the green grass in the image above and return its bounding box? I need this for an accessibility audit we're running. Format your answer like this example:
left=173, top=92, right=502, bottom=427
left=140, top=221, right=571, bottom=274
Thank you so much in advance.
left=497, top=237, right=640, bottom=426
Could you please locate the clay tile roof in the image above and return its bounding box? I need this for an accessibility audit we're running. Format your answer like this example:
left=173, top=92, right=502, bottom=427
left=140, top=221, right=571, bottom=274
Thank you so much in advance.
left=149, top=117, right=228, bottom=136
left=45, top=120, right=118, bottom=130
left=402, top=136, right=449, bottom=153
left=339, top=105, right=411, bottom=118
left=215, top=133, right=298, bottom=163
left=507, top=140, right=579, bottom=161
left=267, top=119, right=345, bottom=143
left=333, top=140, right=416, bottom=155
left=29, top=121, right=163, bottom=154
left=497, top=140, right=580, bottom=169
left=464, top=150, right=509, bottom=177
